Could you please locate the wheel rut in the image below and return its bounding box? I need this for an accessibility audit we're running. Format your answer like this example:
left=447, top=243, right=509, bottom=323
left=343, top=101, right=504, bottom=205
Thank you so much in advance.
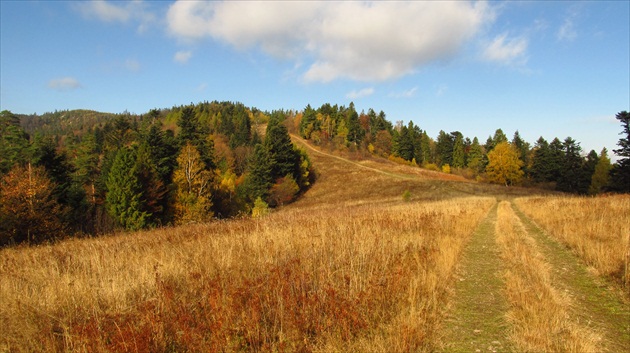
left=442, top=200, right=513, bottom=353
left=512, top=203, right=630, bottom=353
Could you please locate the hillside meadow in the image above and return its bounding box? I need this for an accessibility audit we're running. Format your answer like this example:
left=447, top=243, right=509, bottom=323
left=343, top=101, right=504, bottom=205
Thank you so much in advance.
left=1, top=142, right=628, bottom=352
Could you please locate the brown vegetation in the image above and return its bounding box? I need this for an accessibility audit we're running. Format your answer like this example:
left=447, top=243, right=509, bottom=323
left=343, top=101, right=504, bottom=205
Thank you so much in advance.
left=496, top=201, right=601, bottom=351
left=0, top=197, right=493, bottom=352
left=515, top=195, right=630, bottom=291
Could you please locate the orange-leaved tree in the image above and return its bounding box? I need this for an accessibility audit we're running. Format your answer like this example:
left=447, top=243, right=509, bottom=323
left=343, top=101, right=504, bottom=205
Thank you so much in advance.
left=0, top=163, right=67, bottom=244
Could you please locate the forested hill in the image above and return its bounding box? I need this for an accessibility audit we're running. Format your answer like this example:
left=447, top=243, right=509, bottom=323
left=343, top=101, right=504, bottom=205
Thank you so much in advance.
left=1, top=102, right=313, bottom=244
left=1, top=102, right=629, bottom=245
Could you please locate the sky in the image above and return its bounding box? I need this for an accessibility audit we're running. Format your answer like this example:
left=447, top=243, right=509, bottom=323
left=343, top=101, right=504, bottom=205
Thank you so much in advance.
left=1, top=0, right=629, bottom=157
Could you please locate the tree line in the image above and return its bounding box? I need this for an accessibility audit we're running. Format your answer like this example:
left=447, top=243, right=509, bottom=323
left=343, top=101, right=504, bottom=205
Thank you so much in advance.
left=1, top=101, right=628, bottom=245
left=0, top=102, right=313, bottom=245
left=293, top=104, right=629, bottom=193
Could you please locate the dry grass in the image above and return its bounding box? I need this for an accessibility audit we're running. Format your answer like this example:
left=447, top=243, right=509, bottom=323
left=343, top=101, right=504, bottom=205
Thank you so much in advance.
left=514, top=195, right=630, bottom=291
left=0, top=197, right=494, bottom=352
left=495, top=201, right=600, bottom=352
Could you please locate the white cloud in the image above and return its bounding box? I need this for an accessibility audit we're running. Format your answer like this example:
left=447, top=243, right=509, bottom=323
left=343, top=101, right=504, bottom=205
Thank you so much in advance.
left=166, top=1, right=494, bottom=82
left=174, top=50, right=193, bottom=64
left=557, top=19, right=576, bottom=42
left=76, top=0, right=155, bottom=33
left=389, top=86, right=418, bottom=98
left=557, top=7, right=579, bottom=42
left=482, top=33, right=528, bottom=65
left=48, top=77, right=82, bottom=91
left=346, top=87, right=375, bottom=99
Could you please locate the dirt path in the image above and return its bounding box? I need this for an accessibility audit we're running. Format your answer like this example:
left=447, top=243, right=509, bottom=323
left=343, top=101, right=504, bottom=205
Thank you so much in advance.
left=442, top=200, right=514, bottom=353
left=512, top=203, right=630, bottom=352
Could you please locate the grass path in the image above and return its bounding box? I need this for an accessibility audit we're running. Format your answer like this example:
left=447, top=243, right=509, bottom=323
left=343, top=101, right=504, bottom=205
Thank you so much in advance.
left=512, top=203, right=630, bottom=352
left=442, top=200, right=514, bottom=353
left=443, top=199, right=630, bottom=352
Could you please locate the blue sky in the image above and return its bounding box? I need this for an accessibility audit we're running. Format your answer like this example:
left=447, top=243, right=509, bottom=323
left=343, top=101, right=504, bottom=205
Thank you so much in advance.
left=1, top=1, right=628, bottom=157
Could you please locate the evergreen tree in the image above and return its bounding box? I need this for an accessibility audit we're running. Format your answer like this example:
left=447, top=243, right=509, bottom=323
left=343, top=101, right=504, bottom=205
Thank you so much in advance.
left=530, top=137, right=552, bottom=183
left=436, top=130, right=454, bottom=166
left=451, top=132, right=465, bottom=168
left=467, top=137, right=485, bottom=175
left=0, top=110, right=30, bottom=175
left=511, top=131, right=530, bottom=174
left=345, top=102, right=364, bottom=145
left=610, top=111, right=630, bottom=192
left=245, top=144, right=273, bottom=202
left=557, top=137, right=587, bottom=194
left=105, top=147, right=150, bottom=231
left=265, top=115, right=299, bottom=181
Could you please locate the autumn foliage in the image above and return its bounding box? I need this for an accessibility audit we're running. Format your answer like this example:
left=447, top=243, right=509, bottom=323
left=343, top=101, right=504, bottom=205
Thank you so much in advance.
left=0, top=164, right=66, bottom=244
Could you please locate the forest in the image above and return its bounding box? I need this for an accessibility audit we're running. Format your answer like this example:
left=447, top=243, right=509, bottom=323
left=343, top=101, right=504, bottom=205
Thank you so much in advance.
left=0, top=102, right=629, bottom=245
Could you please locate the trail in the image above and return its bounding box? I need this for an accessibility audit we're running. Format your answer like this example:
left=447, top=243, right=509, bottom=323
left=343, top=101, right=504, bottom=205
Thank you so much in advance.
left=512, top=203, right=630, bottom=352
left=443, top=199, right=630, bottom=352
left=291, top=134, right=419, bottom=181
left=442, top=200, right=513, bottom=353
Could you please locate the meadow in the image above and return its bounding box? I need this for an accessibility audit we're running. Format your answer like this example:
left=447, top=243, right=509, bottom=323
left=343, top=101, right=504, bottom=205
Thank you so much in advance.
left=1, top=142, right=628, bottom=352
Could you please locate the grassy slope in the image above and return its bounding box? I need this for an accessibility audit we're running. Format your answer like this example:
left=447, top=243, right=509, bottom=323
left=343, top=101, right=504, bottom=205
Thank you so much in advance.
left=2, top=136, right=627, bottom=352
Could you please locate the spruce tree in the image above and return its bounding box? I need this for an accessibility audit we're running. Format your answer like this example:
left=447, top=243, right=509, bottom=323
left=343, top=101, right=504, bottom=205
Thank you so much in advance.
left=610, top=111, right=630, bottom=192
left=452, top=132, right=465, bottom=168
left=105, top=147, right=149, bottom=231
left=246, top=144, right=273, bottom=202
left=265, top=116, right=299, bottom=181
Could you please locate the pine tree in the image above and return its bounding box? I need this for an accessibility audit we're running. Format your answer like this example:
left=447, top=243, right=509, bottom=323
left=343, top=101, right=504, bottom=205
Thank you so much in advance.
left=557, top=137, right=586, bottom=194
left=0, top=110, right=30, bottom=175
left=246, top=144, right=273, bottom=201
left=610, top=111, right=630, bottom=192
left=105, top=147, right=150, bottom=231
left=436, top=130, right=454, bottom=166
left=265, top=116, right=299, bottom=181
left=452, top=132, right=465, bottom=168
left=467, top=137, right=485, bottom=175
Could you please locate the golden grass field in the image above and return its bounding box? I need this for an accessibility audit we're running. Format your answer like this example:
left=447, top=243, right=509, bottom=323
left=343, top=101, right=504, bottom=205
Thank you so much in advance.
left=1, top=140, right=628, bottom=352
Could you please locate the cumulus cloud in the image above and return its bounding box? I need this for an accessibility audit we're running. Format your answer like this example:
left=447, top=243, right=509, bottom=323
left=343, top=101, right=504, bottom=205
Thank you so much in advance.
left=346, top=87, right=375, bottom=99
left=482, top=33, right=528, bottom=65
left=48, top=77, right=82, bottom=91
left=174, top=50, right=193, bottom=64
left=166, top=1, right=493, bottom=82
left=76, top=0, right=155, bottom=33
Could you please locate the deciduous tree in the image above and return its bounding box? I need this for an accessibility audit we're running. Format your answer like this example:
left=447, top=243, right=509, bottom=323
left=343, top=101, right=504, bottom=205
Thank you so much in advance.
left=486, top=142, right=524, bottom=186
left=173, top=142, right=214, bottom=224
left=0, top=164, right=66, bottom=244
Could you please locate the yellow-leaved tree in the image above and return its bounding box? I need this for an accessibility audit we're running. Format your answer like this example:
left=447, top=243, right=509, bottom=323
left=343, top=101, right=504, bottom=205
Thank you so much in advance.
left=486, top=142, right=524, bottom=186
left=173, top=143, right=214, bottom=224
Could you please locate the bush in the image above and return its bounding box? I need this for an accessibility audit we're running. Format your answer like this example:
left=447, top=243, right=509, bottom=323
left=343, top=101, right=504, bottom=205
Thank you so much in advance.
left=252, top=197, right=270, bottom=218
